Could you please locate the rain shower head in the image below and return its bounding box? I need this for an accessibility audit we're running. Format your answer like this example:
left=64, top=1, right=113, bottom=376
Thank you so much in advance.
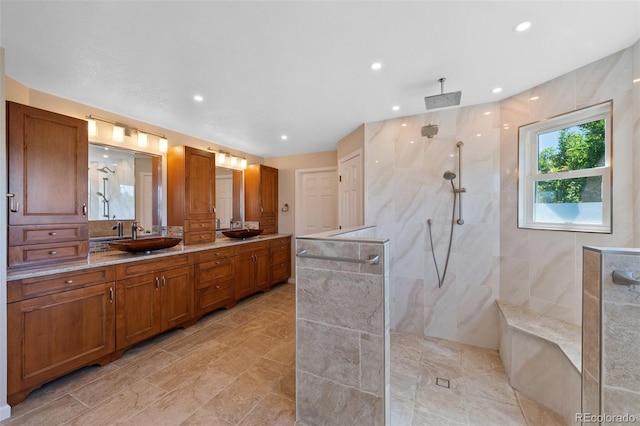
left=443, top=170, right=456, bottom=180
left=424, top=78, right=462, bottom=110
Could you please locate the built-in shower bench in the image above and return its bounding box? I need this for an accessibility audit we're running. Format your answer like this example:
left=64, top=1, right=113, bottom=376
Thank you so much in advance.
left=497, top=301, right=581, bottom=424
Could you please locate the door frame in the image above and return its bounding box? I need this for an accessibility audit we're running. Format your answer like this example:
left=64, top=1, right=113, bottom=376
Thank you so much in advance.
left=294, top=166, right=337, bottom=236
left=338, top=148, right=363, bottom=229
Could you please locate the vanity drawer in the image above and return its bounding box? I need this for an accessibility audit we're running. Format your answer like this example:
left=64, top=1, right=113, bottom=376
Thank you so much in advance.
left=195, top=257, right=234, bottom=289
left=8, top=241, right=88, bottom=269
left=184, top=231, right=216, bottom=245
left=234, top=240, right=269, bottom=255
left=184, top=219, right=217, bottom=232
left=8, top=266, right=115, bottom=303
left=195, top=278, right=234, bottom=316
left=115, top=253, right=192, bottom=279
left=271, top=249, right=289, bottom=264
left=9, top=224, right=88, bottom=246
left=195, top=247, right=233, bottom=263
left=270, top=237, right=290, bottom=252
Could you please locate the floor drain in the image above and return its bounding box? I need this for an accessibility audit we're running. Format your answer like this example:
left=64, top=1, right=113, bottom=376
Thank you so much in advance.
left=435, top=377, right=450, bottom=388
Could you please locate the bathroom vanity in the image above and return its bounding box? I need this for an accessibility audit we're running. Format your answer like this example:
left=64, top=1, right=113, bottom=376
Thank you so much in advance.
left=6, top=234, right=291, bottom=406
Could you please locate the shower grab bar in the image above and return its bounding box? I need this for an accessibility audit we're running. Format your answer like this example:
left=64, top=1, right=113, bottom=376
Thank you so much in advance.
left=296, top=249, right=380, bottom=265
left=612, top=270, right=640, bottom=286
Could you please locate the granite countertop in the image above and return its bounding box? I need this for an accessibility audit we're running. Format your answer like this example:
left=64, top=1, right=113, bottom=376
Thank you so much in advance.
left=7, top=233, right=292, bottom=281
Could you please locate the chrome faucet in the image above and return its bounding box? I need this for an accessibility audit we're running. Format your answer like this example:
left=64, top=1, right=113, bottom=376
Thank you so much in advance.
left=131, top=222, right=144, bottom=240
left=111, top=221, right=123, bottom=237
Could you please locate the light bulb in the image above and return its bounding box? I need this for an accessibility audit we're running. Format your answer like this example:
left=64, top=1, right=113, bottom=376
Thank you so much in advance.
left=112, top=125, right=124, bottom=142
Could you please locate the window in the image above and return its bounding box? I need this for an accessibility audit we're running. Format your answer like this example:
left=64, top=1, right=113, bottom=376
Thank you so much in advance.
left=518, top=101, right=612, bottom=233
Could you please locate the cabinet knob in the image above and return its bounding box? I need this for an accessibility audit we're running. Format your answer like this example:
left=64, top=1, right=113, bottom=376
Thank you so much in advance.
left=65, top=279, right=73, bottom=284
left=215, top=285, right=221, bottom=289
left=49, top=232, right=57, bottom=236
left=49, top=251, right=57, bottom=255
left=216, top=261, right=221, bottom=265
left=199, top=223, right=205, bottom=227
left=199, top=235, right=204, bottom=239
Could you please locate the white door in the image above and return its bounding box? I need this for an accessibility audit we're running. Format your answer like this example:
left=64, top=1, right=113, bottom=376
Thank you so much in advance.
left=338, top=150, right=363, bottom=229
left=296, top=168, right=338, bottom=236
left=139, top=172, right=153, bottom=231
left=215, top=174, right=233, bottom=227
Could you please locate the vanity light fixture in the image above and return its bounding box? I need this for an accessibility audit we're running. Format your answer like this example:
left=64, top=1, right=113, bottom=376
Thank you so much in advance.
left=137, top=132, right=148, bottom=148
left=88, top=119, right=97, bottom=137
left=112, top=125, right=125, bottom=142
left=158, top=138, right=168, bottom=153
left=213, top=149, right=247, bottom=170
left=87, top=115, right=168, bottom=152
left=492, top=87, right=503, bottom=94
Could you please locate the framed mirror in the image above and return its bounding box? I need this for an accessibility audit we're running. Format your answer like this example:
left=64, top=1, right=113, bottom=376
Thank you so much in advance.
left=215, top=166, right=244, bottom=230
left=88, top=143, right=162, bottom=239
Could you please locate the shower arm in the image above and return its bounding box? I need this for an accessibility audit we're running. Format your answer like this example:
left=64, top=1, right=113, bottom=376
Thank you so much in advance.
left=455, top=141, right=466, bottom=225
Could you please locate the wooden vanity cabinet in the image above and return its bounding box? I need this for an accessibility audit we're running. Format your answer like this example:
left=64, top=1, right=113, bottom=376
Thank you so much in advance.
left=270, top=236, right=291, bottom=286
left=234, top=241, right=270, bottom=300
left=245, top=164, right=278, bottom=234
left=167, top=146, right=216, bottom=245
left=6, top=101, right=89, bottom=267
left=194, top=247, right=235, bottom=316
left=7, top=266, right=116, bottom=406
left=115, top=254, right=194, bottom=350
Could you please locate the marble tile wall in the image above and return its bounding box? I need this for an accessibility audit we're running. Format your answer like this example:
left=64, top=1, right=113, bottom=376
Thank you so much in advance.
left=295, top=236, right=390, bottom=426
left=364, top=104, right=501, bottom=348
left=582, top=247, right=640, bottom=421
left=499, top=45, right=636, bottom=327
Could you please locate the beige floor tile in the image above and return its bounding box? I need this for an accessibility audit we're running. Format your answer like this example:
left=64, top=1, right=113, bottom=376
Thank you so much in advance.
left=460, top=366, right=519, bottom=407
left=199, top=376, right=268, bottom=424
left=161, top=323, right=235, bottom=358
left=65, top=380, right=167, bottom=426
left=4, top=395, right=87, bottom=425
left=465, top=394, right=526, bottom=425
left=237, top=392, right=296, bottom=426
left=271, top=370, right=295, bottom=401
left=179, top=409, right=233, bottom=426
left=263, top=338, right=296, bottom=366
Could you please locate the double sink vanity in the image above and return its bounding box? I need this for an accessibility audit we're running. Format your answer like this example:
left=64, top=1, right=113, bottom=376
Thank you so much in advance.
left=5, top=101, right=291, bottom=406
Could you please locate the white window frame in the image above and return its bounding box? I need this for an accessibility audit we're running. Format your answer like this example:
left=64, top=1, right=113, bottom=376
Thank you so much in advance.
left=518, top=101, right=612, bottom=233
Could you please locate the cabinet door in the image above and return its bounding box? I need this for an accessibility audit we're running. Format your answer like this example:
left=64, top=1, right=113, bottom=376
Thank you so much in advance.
left=160, top=265, right=194, bottom=330
left=234, top=252, right=255, bottom=300
left=254, top=248, right=271, bottom=291
left=7, top=101, right=88, bottom=225
left=116, top=272, right=161, bottom=349
left=7, top=283, right=115, bottom=402
left=260, top=165, right=278, bottom=219
left=185, top=146, right=216, bottom=220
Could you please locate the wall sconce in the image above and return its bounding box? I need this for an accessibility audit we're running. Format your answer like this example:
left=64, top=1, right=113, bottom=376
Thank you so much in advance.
left=87, top=115, right=168, bottom=153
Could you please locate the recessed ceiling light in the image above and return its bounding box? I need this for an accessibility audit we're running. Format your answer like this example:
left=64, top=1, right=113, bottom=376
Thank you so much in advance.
left=476, top=133, right=482, bottom=137
left=492, top=87, right=503, bottom=94
left=513, top=20, right=532, bottom=32
left=530, top=96, right=540, bottom=101
left=371, top=62, right=382, bottom=71
left=484, top=111, right=492, bottom=116
left=281, top=135, right=288, bottom=140
left=193, top=95, right=204, bottom=102
left=401, top=123, right=407, bottom=127
left=409, top=140, right=414, bottom=144
left=392, top=105, right=400, bottom=111
left=633, top=78, right=640, bottom=83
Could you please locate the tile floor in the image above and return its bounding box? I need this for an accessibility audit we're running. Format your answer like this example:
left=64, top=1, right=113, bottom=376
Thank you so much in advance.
left=2, top=282, right=564, bottom=425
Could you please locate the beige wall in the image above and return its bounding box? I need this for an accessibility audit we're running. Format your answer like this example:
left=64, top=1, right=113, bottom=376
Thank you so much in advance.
left=337, top=124, right=364, bottom=161
left=265, top=151, right=337, bottom=237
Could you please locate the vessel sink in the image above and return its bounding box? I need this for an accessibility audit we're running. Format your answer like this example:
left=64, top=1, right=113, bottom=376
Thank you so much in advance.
left=109, top=237, right=182, bottom=253
left=222, top=229, right=264, bottom=239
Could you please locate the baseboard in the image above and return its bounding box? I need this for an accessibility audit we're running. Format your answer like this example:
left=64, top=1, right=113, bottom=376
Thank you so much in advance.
left=0, top=403, right=11, bottom=421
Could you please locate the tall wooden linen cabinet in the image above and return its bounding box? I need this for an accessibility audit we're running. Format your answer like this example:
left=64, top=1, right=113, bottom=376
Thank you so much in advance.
left=6, top=101, right=89, bottom=267
left=244, top=164, right=278, bottom=234
left=167, top=146, right=217, bottom=245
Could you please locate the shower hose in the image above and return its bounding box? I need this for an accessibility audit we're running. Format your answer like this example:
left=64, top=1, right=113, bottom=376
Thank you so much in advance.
left=427, top=187, right=457, bottom=288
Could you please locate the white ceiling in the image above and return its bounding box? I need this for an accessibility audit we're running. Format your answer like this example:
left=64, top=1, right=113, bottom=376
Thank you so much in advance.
left=1, top=1, right=639, bottom=157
